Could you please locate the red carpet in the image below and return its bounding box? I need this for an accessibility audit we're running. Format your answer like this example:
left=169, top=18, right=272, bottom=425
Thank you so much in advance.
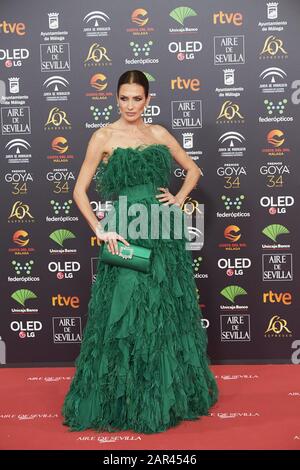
left=0, top=365, right=299, bottom=450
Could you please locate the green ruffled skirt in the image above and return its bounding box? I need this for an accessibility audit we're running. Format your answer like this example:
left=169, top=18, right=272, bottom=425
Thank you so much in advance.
left=62, top=183, right=218, bottom=433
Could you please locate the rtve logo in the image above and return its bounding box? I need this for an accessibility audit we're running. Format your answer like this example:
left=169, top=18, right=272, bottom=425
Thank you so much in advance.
left=51, top=294, right=80, bottom=308
left=213, top=11, right=243, bottom=26
left=263, top=290, right=292, bottom=305
left=171, top=76, right=200, bottom=91
left=0, top=20, right=26, bottom=35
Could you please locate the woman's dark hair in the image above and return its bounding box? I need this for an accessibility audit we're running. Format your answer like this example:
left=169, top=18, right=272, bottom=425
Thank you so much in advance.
left=117, top=70, right=149, bottom=98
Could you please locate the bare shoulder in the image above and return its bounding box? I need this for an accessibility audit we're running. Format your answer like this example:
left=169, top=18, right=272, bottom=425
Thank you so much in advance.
left=92, top=126, right=113, bottom=144
left=149, top=124, right=178, bottom=148
left=150, top=124, right=171, bottom=141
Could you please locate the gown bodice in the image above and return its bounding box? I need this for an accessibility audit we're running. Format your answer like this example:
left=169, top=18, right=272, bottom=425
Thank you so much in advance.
left=95, top=144, right=173, bottom=200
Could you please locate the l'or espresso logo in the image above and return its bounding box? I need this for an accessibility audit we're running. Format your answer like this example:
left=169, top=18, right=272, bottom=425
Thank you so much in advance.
left=216, top=101, right=244, bottom=124
left=265, top=315, right=292, bottom=337
left=51, top=294, right=80, bottom=308
left=214, top=35, right=245, bottom=65
left=263, top=290, right=292, bottom=305
left=84, top=43, right=112, bottom=67
left=0, top=20, right=26, bottom=35
left=46, top=168, right=75, bottom=194
left=260, top=35, right=288, bottom=59
left=8, top=201, right=34, bottom=223
left=5, top=169, right=33, bottom=195
left=44, top=107, right=71, bottom=131
left=40, top=43, right=71, bottom=72
left=1, top=107, right=31, bottom=135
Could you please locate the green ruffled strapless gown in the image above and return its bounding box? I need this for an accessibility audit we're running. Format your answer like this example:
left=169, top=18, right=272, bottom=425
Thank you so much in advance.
left=62, top=144, right=218, bottom=433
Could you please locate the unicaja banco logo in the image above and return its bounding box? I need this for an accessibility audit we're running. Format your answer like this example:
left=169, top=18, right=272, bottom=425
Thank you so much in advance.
left=169, top=7, right=197, bottom=26
left=262, top=224, right=289, bottom=242
left=221, top=285, right=247, bottom=303
left=11, top=288, right=37, bottom=306
left=49, top=229, right=75, bottom=247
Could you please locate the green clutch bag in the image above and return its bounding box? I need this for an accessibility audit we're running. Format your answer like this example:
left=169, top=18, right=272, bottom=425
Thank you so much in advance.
left=101, top=240, right=153, bottom=273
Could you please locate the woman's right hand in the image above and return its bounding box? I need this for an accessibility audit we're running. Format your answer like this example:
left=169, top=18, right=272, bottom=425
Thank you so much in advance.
left=96, top=230, right=130, bottom=255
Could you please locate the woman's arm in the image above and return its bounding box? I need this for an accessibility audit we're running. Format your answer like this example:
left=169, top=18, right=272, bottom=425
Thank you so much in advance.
left=153, top=125, right=201, bottom=206
left=73, top=128, right=109, bottom=234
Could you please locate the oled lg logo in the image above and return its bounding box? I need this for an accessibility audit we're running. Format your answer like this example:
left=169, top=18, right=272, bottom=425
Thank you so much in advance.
left=48, top=261, right=81, bottom=279
left=218, top=258, right=251, bottom=276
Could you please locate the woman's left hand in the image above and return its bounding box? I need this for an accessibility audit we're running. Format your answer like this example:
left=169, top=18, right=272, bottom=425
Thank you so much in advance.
left=156, top=187, right=181, bottom=206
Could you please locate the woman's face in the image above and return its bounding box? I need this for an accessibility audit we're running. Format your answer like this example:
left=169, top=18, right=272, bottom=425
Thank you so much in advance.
left=117, top=83, right=150, bottom=121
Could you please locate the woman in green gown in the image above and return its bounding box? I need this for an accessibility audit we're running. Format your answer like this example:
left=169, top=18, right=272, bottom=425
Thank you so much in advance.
left=62, top=70, right=218, bottom=433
